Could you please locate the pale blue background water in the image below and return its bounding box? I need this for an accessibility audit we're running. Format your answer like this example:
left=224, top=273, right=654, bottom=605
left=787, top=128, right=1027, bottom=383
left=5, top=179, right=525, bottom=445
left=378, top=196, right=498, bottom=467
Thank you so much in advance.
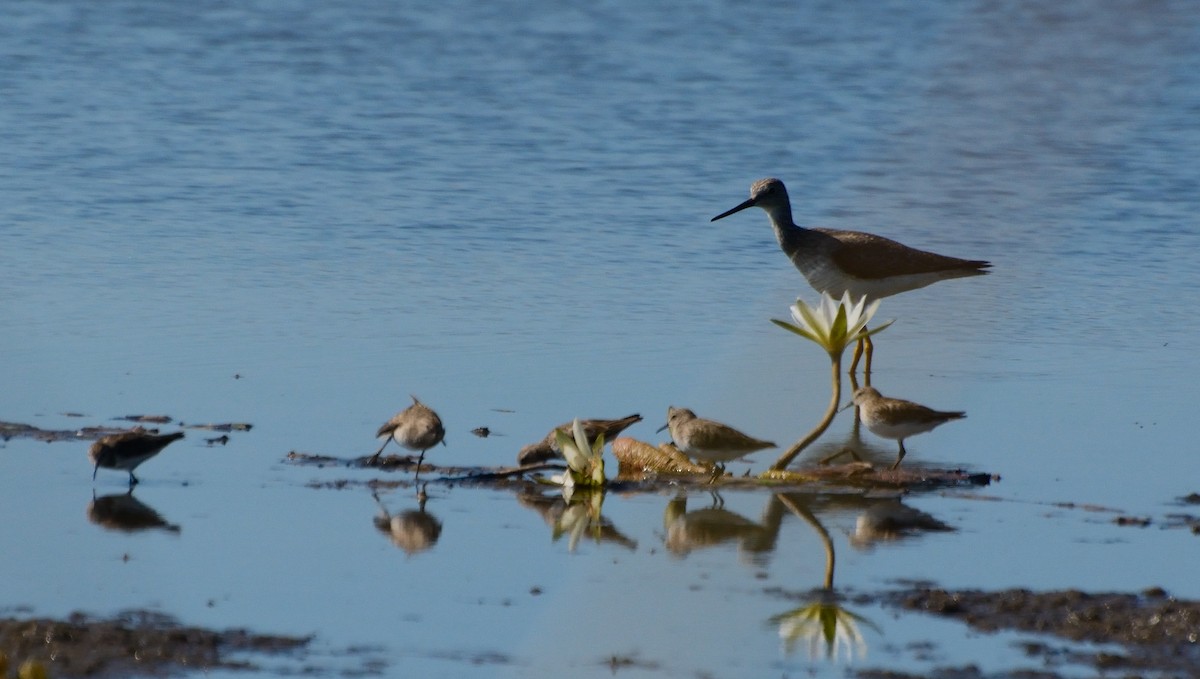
left=2, top=1, right=1199, bottom=677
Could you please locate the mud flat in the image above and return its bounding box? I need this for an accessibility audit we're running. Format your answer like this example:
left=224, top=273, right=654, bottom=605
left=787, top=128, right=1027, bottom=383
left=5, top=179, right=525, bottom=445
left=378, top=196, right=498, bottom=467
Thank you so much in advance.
left=0, top=610, right=310, bottom=678
left=859, top=585, right=1200, bottom=678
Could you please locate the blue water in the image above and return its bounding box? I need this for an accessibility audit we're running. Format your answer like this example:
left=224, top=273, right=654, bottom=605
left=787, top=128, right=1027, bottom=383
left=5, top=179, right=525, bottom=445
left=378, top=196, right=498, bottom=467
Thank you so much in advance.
left=3, top=1, right=1200, bottom=676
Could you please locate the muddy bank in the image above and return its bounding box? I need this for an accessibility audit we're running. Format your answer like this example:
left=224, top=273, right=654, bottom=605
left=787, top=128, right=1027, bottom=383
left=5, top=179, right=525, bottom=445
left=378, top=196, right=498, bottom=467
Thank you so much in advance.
left=0, top=610, right=310, bottom=678
left=861, top=585, right=1200, bottom=678
left=0, top=418, right=251, bottom=444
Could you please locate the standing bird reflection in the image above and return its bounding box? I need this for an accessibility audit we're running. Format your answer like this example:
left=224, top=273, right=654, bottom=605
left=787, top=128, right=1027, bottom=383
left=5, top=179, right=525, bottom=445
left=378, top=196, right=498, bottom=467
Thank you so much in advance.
left=712, top=178, right=990, bottom=372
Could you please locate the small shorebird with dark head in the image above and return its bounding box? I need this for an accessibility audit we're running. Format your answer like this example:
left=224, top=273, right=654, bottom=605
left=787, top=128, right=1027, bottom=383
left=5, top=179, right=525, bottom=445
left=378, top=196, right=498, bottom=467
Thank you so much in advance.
left=659, top=406, right=775, bottom=475
left=845, top=386, right=965, bottom=470
left=517, top=414, right=642, bottom=466
left=370, top=396, right=446, bottom=476
left=712, top=178, right=990, bottom=371
left=90, top=428, right=185, bottom=486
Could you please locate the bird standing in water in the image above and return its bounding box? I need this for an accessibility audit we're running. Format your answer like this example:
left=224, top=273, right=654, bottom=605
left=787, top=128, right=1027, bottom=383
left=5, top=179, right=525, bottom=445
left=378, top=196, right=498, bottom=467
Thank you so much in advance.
left=846, top=386, right=965, bottom=470
left=659, top=406, right=775, bottom=476
left=90, top=428, right=185, bottom=486
left=712, top=177, right=990, bottom=372
left=371, top=396, right=446, bottom=478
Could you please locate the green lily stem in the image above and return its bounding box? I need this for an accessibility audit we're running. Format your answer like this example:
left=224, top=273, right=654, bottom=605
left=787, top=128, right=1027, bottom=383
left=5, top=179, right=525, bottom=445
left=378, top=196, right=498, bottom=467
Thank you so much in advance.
left=770, top=351, right=842, bottom=471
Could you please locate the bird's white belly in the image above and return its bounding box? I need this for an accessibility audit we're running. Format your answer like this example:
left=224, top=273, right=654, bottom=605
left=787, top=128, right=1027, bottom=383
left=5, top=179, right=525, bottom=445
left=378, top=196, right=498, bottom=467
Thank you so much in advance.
left=795, top=255, right=945, bottom=300
left=861, top=416, right=935, bottom=441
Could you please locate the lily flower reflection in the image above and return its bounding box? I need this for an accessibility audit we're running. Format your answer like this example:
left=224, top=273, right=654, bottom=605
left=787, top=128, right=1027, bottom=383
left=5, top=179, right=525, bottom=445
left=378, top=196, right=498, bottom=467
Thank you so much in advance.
left=770, top=596, right=878, bottom=662
left=518, top=489, right=636, bottom=552
left=552, top=488, right=607, bottom=553
left=551, top=418, right=606, bottom=499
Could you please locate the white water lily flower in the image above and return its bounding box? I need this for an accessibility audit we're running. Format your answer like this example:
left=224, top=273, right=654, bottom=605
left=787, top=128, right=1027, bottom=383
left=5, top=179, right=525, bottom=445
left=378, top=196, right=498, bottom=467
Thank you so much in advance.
left=554, top=418, right=606, bottom=490
left=772, top=291, right=893, bottom=358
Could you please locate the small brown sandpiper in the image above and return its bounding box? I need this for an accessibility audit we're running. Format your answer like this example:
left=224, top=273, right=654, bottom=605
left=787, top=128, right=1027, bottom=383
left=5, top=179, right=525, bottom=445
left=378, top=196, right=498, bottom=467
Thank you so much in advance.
left=370, top=396, right=446, bottom=475
left=90, top=428, right=185, bottom=485
left=846, top=386, right=965, bottom=470
left=712, top=178, right=990, bottom=371
left=658, top=406, right=775, bottom=474
left=517, top=414, right=642, bottom=466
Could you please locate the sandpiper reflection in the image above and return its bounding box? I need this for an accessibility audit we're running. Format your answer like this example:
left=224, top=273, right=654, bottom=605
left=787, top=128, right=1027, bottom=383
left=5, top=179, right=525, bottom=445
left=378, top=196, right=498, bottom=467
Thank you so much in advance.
left=372, top=489, right=442, bottom=555
left=87, top=491, right=180, bottom=534
left=662, top=492, right=777, bottom=560
left=849, top=498, right=954, bottom=549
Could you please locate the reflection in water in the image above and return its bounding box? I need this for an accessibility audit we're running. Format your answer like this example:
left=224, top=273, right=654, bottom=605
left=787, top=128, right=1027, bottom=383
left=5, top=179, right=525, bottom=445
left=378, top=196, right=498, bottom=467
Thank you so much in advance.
left=769, top=493, right=880, bottom=662
left=517, top=489, right=636, bottom=553
left=87, top=491, right=180, bottom=533
left=662, top=494, right=776, bottom=560
left=850, top=499, right=954, bottom=550
left=372, top=490, right=442, bottom=556
left=770, top=593, right=878, bottom=662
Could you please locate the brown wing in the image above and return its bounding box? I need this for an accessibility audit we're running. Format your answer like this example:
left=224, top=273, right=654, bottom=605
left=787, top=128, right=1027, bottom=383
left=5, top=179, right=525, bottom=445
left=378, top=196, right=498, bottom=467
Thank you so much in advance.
left=818, top=229, right=990, bottom=280
left=688, top=422, right=775, bottom=453
left=376, top=415, right=402, bottom=438
left=93, top=430, right=184, bottom=457
left=877, top=399, right=966, bottom=426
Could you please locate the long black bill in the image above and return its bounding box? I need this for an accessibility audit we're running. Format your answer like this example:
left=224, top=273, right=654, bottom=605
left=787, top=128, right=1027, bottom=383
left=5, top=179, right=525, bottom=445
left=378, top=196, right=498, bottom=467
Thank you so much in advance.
left=710, top=198, right=756, bottom=222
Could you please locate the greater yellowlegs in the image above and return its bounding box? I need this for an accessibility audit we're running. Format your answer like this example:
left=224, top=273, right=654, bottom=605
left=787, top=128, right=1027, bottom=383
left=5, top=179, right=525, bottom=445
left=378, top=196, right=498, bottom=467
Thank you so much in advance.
left=712, top=177, right=990, bottom=372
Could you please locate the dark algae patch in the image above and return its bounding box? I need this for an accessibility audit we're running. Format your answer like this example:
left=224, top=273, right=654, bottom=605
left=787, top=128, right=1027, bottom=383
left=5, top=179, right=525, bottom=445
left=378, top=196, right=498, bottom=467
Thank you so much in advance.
left=0, top=610, right=310, bottom=678
left=866, top=586, right=1200, bottom=677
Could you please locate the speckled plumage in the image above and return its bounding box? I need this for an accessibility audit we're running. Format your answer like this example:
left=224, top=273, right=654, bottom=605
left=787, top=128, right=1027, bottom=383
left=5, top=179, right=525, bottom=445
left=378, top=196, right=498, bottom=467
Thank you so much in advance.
left=371, top=396, right=445, bottom=468
left=661, top=406, right=774, bottom=468
left=850, top=386, right=965, bottom=470
left=89, top=428, right=185, bottom=485
left=517, top=414, right=642, bottom=466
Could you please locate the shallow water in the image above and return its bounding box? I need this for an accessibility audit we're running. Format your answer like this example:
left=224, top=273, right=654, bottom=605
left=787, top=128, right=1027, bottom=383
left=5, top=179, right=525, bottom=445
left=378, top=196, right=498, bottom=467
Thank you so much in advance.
left=3, top=1, right=1200, bottom=676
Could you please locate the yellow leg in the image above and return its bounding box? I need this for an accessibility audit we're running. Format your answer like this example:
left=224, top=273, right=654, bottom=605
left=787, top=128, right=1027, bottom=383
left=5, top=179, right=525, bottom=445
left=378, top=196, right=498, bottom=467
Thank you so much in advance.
left=849, top=331, right=877, bottom=377
left=863, top=334, right=875, bottom=378
left=849, top=337, right=864, bottom=375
